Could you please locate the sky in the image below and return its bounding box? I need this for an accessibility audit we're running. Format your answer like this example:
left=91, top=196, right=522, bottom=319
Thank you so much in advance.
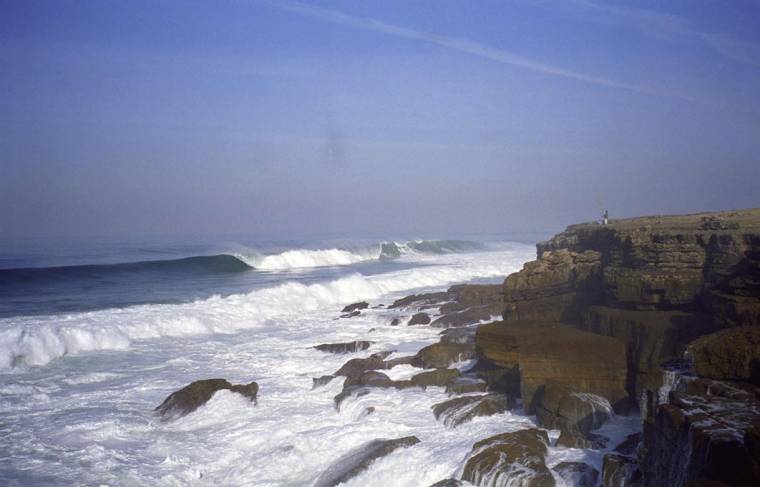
left=1, top=0, right=759, bottom=240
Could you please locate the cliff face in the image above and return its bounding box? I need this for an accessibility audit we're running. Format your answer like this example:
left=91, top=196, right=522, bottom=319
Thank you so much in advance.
left=475, top=208, right=760, bottom=485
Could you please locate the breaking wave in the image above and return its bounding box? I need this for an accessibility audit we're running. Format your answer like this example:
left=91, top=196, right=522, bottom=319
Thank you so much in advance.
left=0, top=246, right=530, bottom=370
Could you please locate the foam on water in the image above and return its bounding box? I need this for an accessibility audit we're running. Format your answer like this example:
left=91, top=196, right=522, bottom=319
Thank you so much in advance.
left=0, top=243, right=640, bottom=486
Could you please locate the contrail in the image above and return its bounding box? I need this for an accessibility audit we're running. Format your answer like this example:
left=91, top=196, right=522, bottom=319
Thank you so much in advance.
left=268, top=0, right=702, bottom=104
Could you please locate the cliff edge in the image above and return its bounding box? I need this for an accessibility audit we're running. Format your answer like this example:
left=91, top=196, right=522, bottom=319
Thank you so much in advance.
left=475, top=208, right=760, bottom=486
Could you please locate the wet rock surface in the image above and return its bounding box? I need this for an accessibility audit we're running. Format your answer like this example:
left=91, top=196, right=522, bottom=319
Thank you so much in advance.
left=535, top=381, right=613, bottom=434
left=155, top=378, right=258, bottom=418
left=341, top=301, right=369, bottom=313
left=553, top=461, right=600, bottom=487
left=407, top=312, right=431, bottom=326
left=432, top=393, right=510, bottom=427
left=461, top=428, right=555, bottom=487
left=314, top=340, right=373, bottom=354
left=688, top=326, right=760, bottom=385
left=313, top=436, right=420, bottom=487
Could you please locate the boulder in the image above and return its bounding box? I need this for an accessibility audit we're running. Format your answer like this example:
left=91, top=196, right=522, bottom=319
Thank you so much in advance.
left=155, top=378, right=258, bottom=418
left=461, top=429, right=555, bottom=487
left=389, top=317, right=401, bottom=326
left=334, top=352, right=392, bottom=378
left=313, top=436, right=420, bottom=487
left=410, top=368, right=460, bottom=388
left=688, top=327, right=760, bottom=385
left=334, top=371, right=415, bottom=408
left=340, top=310, right=361, bottom=318
left=408, top=312, right=431, bottom=326
left=412, top=342, right=474, bottom=369
left=534, top=381, right=612, bottom=434
left=342, top=302, right=369, bottom=313
left=432, top=393, right=510, bottom=428
left=553, top=462, right=600, bottom=487
left=314, top=341, right=373, bottom=354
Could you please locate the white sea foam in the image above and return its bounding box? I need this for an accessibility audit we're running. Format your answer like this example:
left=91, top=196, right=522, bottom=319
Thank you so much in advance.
left=0, top=242, right=642, bottom=487
left=0, top=247, right=529, bottom=370
left=243, top=247, right=381, bottom=271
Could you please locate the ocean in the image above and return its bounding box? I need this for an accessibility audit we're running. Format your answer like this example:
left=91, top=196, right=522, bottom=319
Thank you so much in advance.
left=0, top=236, right=637, bottom=486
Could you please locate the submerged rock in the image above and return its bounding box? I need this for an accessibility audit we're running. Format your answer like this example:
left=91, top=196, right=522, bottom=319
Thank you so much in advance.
left=613, top=432, right=641, bottom=456
left=427, top=480, right=463, bottom=487
left=334, top=371, right=415, bottom=408
left=314, top=341, right=373, bottom=354
left=462, top=429, right=555, bottom=487
left=553, top=462, right=600, bottom=487
left=342, top=301, right=369, bottom=313
left=313, top=436, right=420, bottom=487
left=340, top=310, right=361, bottom=318
left=407, top=312, right=431, bottom=326
left=155, top=378, right=258, bottom=418
left=312, top=375, right=336, bottom=389
left=432, top=393, right=510, bottom=428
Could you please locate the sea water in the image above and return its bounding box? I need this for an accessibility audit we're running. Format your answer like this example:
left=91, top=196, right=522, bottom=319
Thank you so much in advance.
left=0, top=237, right=639, bottom=486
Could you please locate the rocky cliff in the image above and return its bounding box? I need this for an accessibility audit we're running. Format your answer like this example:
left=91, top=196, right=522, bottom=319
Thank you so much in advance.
left=475, top=208, right=760, bottom=485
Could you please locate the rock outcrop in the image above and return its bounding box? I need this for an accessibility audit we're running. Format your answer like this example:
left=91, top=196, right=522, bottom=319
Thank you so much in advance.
left=155, top=378, right=258, bottom=418
left=473, top=209, right=760, bottom=486
left=314, top=341, right=373, bottom=354
left=461, top=429, right=555, bottom=487
left=432, top=393, right=510, bottom=427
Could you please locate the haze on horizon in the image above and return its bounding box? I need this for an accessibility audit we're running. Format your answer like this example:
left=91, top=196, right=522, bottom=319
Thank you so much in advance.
left=1, top=0, right=759, bottom=241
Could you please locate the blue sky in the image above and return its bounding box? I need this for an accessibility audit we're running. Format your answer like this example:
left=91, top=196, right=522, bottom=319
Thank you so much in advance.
left=1, top=0, right=759, bottom=239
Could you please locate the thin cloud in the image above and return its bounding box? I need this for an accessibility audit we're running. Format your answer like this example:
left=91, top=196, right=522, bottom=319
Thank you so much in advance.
left=267, top=0, right=701, bottom=104
left=557, top=0, right=760, bottom=69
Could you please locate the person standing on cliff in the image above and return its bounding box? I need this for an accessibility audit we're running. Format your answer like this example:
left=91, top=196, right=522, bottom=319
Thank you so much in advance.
left=603, top=210, right=609, bottom=225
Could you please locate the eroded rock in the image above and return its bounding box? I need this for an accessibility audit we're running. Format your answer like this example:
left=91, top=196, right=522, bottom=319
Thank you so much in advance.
left=432, top=393, right=510, bottom=428
left=408, top=312, right=431, bottom=326
left=314, top=341, right=373, bottom=354
left=155, top=378, right=258, bottom=418
left=553, top=462, right=600, bottom=487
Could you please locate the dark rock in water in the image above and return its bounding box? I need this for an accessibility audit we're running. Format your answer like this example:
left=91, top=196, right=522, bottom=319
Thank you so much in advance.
left=367, top=328, right=376, bottom=333
left=359, top=406, right=375, bottom=418
left=688, top=327, right=760, bottom=385
left=412, top=342, right=474, bottom=369
left=410, top=368, right=460, bottom=388
left=342, top=301, right=369, bottom=313
left=553, top=462, right=600, bottom=487
left=431, top=306, right=495, bottom=328
left=312, top=375, right=336, bottom=389
left=462, top=428, right=555, bottom=487
left=445, top=375, right=488, bottom=395
left=427, top=480, right=463, bottom=487
left=432, top=393, right=510, bottom=427
left=408, top=312, right=431, bottom=326
left=334, top=371, right=415, bottom=408
left=314, top=341, right=373, bottom=354
left=602, top=453, right=639, bottom=487
left=340, top=310, right=361, bottom=318
left=389, top=292, right=450, bottom=309
left=535, top=381, right=612, bottom=434
left=155, top=378, right=258, bottom=418
left=313, top=436, right=420, bottom=487
left=556, top=429, right=608, bottom=449
left=389, top=318, right=401, bottom=326
left=613, top=432, right=641, bottom=456
left=334, top=352, right=392, bottom=378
